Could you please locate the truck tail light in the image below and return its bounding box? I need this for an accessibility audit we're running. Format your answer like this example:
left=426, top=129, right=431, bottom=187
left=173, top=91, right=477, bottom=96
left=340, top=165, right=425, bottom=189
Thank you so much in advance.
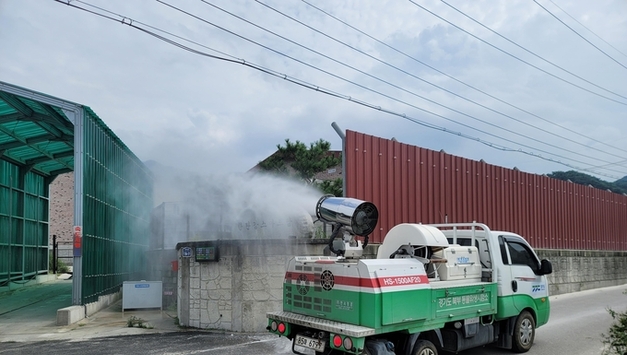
left=333, top=334, right=343, bottom=348
left=269, top=320, right=287, bottom=334
left=332, top=334, right=354, bottom=351
left=343, top=336, right=353, bottom=350
left=277, top=322, right=286, bottom=334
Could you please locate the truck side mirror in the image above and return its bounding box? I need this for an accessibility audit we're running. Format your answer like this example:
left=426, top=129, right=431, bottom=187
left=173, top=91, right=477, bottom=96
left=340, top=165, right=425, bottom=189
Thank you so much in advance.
left=538, top=259, right=552, bottom=275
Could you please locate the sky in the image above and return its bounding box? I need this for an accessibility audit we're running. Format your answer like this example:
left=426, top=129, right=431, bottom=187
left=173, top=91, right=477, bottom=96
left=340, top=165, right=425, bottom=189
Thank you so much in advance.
left=1, top=0, right=626, bottom=181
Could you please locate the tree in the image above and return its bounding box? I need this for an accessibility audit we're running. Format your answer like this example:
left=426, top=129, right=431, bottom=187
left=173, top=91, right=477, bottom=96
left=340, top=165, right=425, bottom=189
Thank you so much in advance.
left=259, top=139, right=342, bottom=195
left=319, top=178, right=343, bottom=197
left=615, top=176, right=627, bottom=192
left=548, top=170, right=627, bottom=195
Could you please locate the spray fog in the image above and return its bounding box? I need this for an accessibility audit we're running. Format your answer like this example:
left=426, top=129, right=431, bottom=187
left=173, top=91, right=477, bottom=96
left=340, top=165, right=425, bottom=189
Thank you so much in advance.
left=151, top=167, right=325, bottom=249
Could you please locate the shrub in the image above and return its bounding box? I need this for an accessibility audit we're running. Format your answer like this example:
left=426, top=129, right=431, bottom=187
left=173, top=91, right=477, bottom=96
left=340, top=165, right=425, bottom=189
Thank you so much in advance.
left=602, top=291, right=627, bottom=355
left=48, top=253, right=71, bottom=274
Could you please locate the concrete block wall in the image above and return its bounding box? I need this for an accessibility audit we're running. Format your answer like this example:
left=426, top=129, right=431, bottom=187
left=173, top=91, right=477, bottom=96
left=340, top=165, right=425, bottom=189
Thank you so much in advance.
left=178, top=240, right=627, bottom=333
left=538, top=249, right=627, bottom=295
left=177, top=239, right=327, bottom=332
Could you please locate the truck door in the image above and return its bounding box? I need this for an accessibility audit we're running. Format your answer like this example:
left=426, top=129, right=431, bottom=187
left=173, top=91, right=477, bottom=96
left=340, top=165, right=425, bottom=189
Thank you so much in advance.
left=499, top=235, right=548, bottom=313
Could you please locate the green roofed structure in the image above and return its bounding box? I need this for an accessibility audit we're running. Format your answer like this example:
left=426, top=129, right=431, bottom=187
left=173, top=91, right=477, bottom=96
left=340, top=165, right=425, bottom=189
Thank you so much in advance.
left=0, top=81, right=153, bottom=304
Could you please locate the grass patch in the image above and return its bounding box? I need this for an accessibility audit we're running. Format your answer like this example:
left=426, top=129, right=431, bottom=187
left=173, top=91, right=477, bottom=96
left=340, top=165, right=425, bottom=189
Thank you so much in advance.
left=127, top=316, right=153, bottom=329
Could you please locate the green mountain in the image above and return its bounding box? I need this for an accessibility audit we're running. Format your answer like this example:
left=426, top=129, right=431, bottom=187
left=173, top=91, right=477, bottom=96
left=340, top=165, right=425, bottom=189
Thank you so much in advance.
left=548, top=171, right=627, bottom=195
left=615, top=176, right=627, bottom=191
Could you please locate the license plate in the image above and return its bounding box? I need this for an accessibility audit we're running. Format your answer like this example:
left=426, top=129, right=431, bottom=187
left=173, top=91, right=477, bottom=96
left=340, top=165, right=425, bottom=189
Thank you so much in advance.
left=294, top=334, right=325, bottom=352
left=466, top=317, right=479, bottom=325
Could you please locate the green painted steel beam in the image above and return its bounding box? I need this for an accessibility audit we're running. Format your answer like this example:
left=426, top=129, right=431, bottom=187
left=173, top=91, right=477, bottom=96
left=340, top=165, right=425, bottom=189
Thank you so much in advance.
left=0, top=91, right=33, bottom=117
left=0, top=112, right=23, bottom=123
left=25, top=149, right=73, bottom=165
left=0, top=134, right=56, bottom=150
left=48, top=167, right=73, bottom=176
left=40, top=103, right=74, bottom=133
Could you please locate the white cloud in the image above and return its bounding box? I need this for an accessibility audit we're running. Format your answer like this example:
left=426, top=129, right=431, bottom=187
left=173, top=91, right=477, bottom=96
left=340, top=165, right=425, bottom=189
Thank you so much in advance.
left=1, top=0, right=626, bottom=181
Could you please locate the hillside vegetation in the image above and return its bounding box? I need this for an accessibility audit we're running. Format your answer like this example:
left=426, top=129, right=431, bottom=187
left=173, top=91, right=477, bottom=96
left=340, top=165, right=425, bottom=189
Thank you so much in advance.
left=548, top=171, right=627, bottom=195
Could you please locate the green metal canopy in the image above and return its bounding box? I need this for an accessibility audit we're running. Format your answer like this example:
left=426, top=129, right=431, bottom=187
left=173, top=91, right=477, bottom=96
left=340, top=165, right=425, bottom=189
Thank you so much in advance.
left=0, top=87, right=74, bottom=177
left=0, top=81, right=153, bottom=305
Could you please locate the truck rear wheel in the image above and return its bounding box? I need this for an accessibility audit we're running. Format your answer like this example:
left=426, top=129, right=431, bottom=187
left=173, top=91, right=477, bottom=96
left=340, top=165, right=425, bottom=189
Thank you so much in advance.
left=412, top=340, right=437, bottom=355
left=512, top=310, right=535, bottom=353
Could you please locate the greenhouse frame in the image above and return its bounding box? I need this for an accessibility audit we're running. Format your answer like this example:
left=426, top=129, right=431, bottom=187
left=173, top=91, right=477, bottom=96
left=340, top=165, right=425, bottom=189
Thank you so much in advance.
left=0, top=81, right=153, bottom=304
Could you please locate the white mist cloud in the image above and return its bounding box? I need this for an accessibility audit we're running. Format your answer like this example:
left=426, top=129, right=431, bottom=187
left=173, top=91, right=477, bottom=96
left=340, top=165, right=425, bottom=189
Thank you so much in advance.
left=151, top=164, right=324, bottom=247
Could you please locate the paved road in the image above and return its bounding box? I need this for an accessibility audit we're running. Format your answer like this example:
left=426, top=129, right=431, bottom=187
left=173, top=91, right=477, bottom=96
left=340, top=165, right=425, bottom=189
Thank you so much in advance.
left=459, top=284, right=626, bottom=355
left=0, top=283, right=625, bottom=354
left=0, top=279, right=73, bottom=341
left=0, top=332, right=292, bottom=355
left=0, top=279, right=182, bottom=343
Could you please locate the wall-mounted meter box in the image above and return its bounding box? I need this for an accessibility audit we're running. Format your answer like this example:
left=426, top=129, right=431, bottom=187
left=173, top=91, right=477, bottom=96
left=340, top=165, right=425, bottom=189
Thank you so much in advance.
left=195, top=246, right=219, bottom=262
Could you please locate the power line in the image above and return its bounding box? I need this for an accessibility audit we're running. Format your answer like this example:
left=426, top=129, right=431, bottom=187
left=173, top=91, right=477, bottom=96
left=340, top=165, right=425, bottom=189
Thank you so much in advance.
left=301, top=0, right=627, bottom=158
left=174, top=0, right=626, bottom=174
left=588, top=158, right=627, bottom=171
left=253, top=0, right=627, bottom=164
left=73, top=0, right=237, bottom=61
left=441, top=0, right=627, bottom=100
left=63, top=0, right=627, bottom=177
left=533, top=0, right=627, bottom=70
left=546, top=0, right=627, bottom=60
left=53, top=0, right=627, bottom=178
left=408, top=0, right=627, bottom=106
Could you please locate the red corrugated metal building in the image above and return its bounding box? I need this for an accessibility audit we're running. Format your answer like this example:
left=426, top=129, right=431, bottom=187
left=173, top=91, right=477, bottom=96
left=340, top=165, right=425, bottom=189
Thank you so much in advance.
left=345, top=130, right=627, bottom=251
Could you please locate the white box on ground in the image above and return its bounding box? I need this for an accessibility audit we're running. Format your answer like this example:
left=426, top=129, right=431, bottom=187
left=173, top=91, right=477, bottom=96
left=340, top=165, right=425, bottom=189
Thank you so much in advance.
left=122, top=281, right=162, bottom=310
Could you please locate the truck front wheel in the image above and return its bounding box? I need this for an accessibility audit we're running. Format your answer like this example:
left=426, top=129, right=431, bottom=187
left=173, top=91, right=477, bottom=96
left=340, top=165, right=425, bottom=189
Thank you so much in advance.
left=512, top=311, right=535, bottom=353
left=412, top=340, right=437, bottom=355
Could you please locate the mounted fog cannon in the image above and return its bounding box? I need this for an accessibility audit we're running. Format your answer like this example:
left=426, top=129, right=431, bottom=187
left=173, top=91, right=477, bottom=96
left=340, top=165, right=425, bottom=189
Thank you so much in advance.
left=315, top=196, right=379, bottom=258
left=315, top=196, right=379, bottom=235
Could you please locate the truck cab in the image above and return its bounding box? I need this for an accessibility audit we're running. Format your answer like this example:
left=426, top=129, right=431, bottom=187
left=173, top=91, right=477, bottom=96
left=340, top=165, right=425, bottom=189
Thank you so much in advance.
left=437, top=224, right=552, bottom=335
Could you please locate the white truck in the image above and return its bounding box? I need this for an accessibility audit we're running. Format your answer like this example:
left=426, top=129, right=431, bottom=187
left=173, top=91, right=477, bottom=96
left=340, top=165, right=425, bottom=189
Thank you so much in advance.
left=267, top=197, right=553, bottom=355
